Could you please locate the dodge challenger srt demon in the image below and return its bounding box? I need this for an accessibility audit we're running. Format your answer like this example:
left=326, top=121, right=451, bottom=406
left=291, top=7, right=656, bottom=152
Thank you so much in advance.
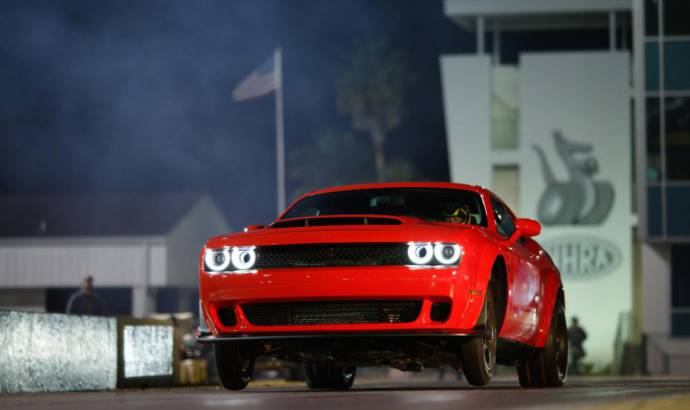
left=198, top=182, right=567, bottom=390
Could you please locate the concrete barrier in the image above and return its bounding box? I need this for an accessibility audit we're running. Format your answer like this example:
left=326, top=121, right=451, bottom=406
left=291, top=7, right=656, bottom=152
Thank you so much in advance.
left=0, top=310, right=175, bottom=393
left=0, top=310, right=117, bottom=393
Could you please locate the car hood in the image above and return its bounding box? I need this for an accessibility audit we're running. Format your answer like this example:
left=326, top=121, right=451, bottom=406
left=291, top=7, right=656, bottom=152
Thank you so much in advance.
left=205, top=219, right=487, bottom=248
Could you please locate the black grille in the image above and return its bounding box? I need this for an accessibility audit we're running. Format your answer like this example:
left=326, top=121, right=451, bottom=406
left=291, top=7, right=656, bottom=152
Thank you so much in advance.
left=254, top=243, right=408, bottom=268
left=242, top=300, right=422, bottom=326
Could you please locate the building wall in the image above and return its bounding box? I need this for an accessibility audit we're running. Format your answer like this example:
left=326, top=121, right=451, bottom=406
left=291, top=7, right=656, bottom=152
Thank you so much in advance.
left=440, top=55, right=492, bottom=187
left=442, top=51, right=633, bottom=369
left=641, top=243, right=671, bottom=335
left=519, top=51, right=634, bottom=368
left=0, top=238, right=166, bottom=288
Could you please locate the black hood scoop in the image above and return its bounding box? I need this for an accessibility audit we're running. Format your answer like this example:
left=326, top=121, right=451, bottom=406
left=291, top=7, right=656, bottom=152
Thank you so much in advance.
left=271, top=216, right=403, bottom=229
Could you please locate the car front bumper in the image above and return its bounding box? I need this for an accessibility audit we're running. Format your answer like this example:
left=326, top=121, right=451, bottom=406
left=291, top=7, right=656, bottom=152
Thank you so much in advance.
left=199, top=265, right=486, bottom=337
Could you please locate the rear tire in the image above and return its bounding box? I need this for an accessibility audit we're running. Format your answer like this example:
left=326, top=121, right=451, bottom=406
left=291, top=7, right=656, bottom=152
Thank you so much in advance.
left=461, top=285, right=497, bottom=387
left=517, top=296, right=568, bottom=388
left=215, top=342, right=255, bottom=390
left=303, top=364, right=356, bottom=390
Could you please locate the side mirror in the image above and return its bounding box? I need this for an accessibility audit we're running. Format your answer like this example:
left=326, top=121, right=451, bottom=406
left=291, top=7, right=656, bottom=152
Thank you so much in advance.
left=243, top=224, right=265, bottom=232
left=515, top=218, right=541, bottom=237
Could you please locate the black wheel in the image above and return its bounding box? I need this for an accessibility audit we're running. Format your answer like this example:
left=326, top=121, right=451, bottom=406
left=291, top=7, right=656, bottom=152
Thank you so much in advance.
left=461, top=285, right=497, bottom=387
left=215, top=342, right=255, bottom=390
left=303, top=364, right=356, bottom=390
left=518, top=296, right=568, bottom=388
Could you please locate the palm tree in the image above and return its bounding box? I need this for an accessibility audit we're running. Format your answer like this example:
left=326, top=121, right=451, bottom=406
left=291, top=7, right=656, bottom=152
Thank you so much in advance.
left=287, top=129, right=373, bottom=201
left=335, top=41, right=411, bottom=182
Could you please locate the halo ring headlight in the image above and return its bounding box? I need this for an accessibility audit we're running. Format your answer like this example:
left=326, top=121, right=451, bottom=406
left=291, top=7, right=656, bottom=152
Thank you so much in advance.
left=407, top=242, right=433, bottom=265
left=434, top=243, right=461, bottom=265
left=204, top=248, right=231, bottom=272
left=231, top=246, right=256, bottom=270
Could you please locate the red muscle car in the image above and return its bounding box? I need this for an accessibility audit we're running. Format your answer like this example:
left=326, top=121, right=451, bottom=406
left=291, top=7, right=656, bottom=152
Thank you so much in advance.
left=198, top=182, right=567, bottom=390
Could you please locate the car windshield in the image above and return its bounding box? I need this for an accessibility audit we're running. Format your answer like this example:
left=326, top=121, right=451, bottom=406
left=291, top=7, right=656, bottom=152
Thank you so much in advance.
left=282, top=188, right=487, bottom=226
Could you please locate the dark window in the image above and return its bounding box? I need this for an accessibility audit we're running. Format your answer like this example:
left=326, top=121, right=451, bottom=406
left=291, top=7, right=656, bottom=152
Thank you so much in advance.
left=645, top=0, right=659, bottom=36
left=647, top=97, right=661, bottom=181
left=671, top=245, right=690, bottom=336
left=282, top=188, right=487, bottom=226
left=672, top=245, right=690, bottom=307
left=667, top=186, right=690, bottom=236
left=46, top=287, right=132, bottom=316
left=665, top=97, right=690, bottom=180
left=664, top=41, right=690, bottom=91
left=155, top=287, right=199, bottom=317
left=647, top=186, right=663, bottom=236
left=645, top=41, right=659, bottom=92
left=491, top=197, right=516, bottom=238
left=664, top=0, right=690, bottom=36
left=671, top=312, right=690, bottom=336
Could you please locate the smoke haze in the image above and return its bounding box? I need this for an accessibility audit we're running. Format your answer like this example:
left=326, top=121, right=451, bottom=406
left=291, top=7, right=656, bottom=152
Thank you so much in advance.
left=0, top=0, right=472, bottom=226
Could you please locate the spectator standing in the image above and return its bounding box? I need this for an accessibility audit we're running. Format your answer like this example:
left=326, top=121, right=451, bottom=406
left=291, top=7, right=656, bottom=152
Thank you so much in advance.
left=567, top=316, right=587, bottom=375
left=66, top=276, right=104, bottom=315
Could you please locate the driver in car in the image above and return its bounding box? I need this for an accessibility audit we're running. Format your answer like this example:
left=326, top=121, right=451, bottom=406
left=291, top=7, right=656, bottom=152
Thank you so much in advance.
left=445, top=204, right=473, bottom=224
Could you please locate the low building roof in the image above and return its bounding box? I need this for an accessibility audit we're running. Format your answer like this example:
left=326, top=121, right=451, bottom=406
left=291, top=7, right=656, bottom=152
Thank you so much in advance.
left=0, top=193, right=209, bottom=237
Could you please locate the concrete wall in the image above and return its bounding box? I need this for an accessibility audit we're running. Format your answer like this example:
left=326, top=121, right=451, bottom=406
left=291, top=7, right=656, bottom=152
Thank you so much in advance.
left=641, top=243, right=671, bottom=335
left=0, top=311, right=117, bottom=392
left=639, top=242, right=690, bottom=374
left=440, top=54, right=492, bottom=187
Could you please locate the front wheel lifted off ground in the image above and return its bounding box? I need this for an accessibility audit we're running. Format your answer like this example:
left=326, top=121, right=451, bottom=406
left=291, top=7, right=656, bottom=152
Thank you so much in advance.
left=461, top=284, right=498, bottom=387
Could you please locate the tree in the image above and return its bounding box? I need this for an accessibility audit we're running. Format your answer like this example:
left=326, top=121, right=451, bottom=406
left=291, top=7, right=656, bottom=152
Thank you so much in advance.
left=335, top=40, right=412, bottom=182
left=287, top=129, right=373, bottom=201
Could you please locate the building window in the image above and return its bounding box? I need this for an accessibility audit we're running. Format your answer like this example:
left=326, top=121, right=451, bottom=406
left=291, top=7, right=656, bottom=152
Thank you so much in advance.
left=646, top=98, right=661, bottom=182
left=647, top=186, right=663, bottom=236
left=664, top=97, right=690, bottom=181
left=645, top=42, right=659, bottom=91
left=663, top=0, right=690, bottom=36
left=666, top=185, right=690, bottom=237
left=664, top=41, right=690, bottom=91
left=491, top=165, right=519, bottom=214
left=644, top=0, right=659, bottom=36
left=491, top=66, right=519, bottom=150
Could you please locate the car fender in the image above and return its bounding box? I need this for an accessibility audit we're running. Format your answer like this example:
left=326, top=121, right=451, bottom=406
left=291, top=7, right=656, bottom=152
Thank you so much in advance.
left=459, top=237, right=503, bottom=330
left=531, top=267, right=564, bottom=348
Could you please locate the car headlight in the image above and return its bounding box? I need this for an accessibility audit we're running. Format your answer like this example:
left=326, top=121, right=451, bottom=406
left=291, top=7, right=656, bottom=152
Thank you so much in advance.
left=204, top=246, right=256, bottom=272
left=434, top=243, right=461, bottom=265
left=407, top=242, right=434, bottom=265
left=231, top=246, right=256, bottom=270
left=204, top=248, right=232, bottom=272
left=407, top=242, right=461, bottom=266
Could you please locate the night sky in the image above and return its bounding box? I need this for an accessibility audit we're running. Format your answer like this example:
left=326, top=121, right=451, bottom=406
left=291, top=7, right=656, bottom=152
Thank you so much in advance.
left=0, top=0, right=610, bottom=227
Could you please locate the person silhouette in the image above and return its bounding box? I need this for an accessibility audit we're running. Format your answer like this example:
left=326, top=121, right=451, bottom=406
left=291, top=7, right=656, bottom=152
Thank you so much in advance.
left=567, top=316, right=587, bottom=375
left=66, top=276, right=104, bottom=315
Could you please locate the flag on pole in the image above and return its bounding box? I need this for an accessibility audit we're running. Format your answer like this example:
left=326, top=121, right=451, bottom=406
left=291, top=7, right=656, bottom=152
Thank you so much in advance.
left=232, top=54, right=277, bottom=101
left=232, top=49, right=286, bottom=214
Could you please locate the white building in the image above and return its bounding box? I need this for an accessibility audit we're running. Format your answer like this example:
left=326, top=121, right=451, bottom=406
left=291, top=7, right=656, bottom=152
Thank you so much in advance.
left=0, top=193, right=230, bottom=317
left=441, top=0, right=690, bottom=374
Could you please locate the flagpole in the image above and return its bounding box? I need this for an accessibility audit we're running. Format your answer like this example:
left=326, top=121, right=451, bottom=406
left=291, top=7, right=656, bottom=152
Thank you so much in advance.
left=275, top=48, right=286, bottom=215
